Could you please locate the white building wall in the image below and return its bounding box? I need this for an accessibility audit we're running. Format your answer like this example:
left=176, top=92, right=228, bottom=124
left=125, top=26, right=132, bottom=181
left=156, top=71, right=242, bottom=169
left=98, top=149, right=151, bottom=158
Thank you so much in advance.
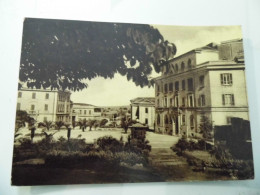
left=16, top=89, right=71, bottom=123
left=131, top=105, right=155, bottom=130
left=196, top=51, right=219, bottom=65
left=17, top=90, right=58, bottom=122
left=72, top=105, right=101, bottom=121
left=209, top=70, right=248, bottom=107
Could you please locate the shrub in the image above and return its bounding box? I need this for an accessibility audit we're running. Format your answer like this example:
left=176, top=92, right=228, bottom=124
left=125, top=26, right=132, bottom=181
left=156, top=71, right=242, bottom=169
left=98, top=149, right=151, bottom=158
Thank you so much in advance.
left=114, top=151, right=147, bottom=166
left=172, top=138, right=213, bottom=155
left=124, top=136, right=151, bottom=157
left=173, top=137, right=189, bottom=154
left=97, top=136, right=124, bottom=153
left=44, top=150, right=114, bottom=167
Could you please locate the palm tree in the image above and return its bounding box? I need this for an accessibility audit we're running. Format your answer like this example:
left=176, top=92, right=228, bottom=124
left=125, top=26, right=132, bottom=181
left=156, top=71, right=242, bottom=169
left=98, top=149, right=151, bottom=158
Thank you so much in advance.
left=88, top=119, right=96, bottom=131
left=72, top=121, right=77, bottom=129
left=64, top=123, right=72, bottom=141
left=55, top=121, right=64, bottom=130
left=100, top=119, right=108, bottom=127
left=121, top=117, right=132, bottom=134
left=42, top=121, right=53, bottom=131
left=94, top=120, right=100, bottom=130
left=82, top=119, right=88, bottom=132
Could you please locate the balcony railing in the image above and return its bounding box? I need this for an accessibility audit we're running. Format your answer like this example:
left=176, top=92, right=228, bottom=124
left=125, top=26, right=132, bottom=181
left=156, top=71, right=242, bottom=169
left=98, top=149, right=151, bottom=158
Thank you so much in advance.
left=28, top=110, right=37, bottom=115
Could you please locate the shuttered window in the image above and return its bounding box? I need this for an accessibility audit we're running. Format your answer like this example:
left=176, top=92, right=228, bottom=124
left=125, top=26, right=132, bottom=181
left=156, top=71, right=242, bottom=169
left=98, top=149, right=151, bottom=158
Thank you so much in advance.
left=220, top=73, right=233, bottom=85
left=222, top=94, right=235, bottom=105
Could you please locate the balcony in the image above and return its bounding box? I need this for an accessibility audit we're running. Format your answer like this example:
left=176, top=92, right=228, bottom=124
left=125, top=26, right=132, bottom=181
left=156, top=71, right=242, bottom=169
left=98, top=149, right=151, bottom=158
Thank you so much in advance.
left=28, top=110, right=37, bottom=115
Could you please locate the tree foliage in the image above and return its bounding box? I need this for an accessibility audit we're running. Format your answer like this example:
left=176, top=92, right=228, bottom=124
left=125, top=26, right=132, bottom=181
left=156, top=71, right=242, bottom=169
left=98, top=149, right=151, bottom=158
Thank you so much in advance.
left=55, top=121, right=64, bottom=130
left=199, top=115, right=213, bottom=139
left=15, top=110, right=34, bottom=132
left=42, top=121, right=53, bottom=131
left=19, top=18, right=176, bottom=91
left=121, top=116, right=133, bottom=133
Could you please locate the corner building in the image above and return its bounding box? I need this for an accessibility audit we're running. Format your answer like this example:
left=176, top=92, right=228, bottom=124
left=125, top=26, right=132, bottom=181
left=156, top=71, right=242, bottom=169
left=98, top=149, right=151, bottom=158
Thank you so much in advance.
left=154, top=39, right=249, bottom=137
left=130, top=97, right=155, bottom=130
left=16, top=88, right=72, bottom=123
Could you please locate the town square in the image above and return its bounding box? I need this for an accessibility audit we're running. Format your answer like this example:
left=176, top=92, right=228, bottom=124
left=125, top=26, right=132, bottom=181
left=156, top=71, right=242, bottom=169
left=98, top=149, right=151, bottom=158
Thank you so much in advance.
left=11, top=18, right=254, bottom=185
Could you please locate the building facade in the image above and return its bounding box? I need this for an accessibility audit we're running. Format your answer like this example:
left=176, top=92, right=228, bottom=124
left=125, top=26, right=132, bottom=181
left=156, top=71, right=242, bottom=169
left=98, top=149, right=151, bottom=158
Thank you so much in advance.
left=16, top=88, right=72, bottom=123
left=71, top=103, right=102, bottom=122
left=154, top=39, right=249, bottom=137
left=130, top=97, right=155, bottom=130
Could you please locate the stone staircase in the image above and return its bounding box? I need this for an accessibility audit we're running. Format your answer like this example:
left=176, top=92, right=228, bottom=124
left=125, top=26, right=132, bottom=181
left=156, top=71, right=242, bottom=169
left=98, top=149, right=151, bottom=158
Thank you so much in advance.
left=149, top=148, right=188, bottom=166
left=148, top=148, right=195, bottom=181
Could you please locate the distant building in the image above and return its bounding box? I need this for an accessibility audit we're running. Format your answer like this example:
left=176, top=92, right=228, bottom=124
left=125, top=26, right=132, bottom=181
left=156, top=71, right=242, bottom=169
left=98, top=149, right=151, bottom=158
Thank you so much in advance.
left=130, top=97, right=155, bottom=130
left=71, top=103, right=102, bottom=122
left=101, top=106, right=130, bottom=121
left=16, top=88, right=71, bottom=123
left=154, top=39, right=249, bottom=137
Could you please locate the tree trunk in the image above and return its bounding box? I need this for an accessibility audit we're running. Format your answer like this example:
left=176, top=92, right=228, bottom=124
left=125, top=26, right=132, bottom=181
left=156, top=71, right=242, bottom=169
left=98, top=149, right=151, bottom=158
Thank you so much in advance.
left=67, top=128, right=71, bottom=140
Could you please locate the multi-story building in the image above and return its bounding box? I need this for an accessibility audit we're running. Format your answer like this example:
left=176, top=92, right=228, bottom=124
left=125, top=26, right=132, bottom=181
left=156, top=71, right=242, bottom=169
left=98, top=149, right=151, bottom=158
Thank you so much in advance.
left=130, top=97, right=155, bottom=130
left=71, top=103, right=102, bottom=122
left=16, top=88, right=72, bottom=123
left=154, top=39, right=249, bottom=137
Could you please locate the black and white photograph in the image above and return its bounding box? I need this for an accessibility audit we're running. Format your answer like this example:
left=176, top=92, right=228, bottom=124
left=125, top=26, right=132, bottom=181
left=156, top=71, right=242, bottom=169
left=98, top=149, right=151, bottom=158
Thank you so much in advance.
left=11, top=18, right=254, bottom=186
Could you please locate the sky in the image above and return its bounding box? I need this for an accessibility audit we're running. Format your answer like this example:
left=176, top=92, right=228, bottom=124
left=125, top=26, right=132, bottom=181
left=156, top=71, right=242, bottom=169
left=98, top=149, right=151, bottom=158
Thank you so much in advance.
left=71, top=25, right=242, bottom=106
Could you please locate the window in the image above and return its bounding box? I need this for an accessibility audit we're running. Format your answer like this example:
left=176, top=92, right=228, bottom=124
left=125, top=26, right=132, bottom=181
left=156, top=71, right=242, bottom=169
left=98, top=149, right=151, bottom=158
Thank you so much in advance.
left=157, top=99, right=160, bottom=107
left=164, top=83, right=168, bottom=93
left=169, top=83, right=173, bottom=92
left=89, top=110, right=91, bottom=115
left=44, top=104, right=48, bottom=111
left=182, top=115, right=186, bottom=125
left=145, top=118, right=148, bottom=124
left=45, top=93, right=49, bottom=99
left=182, top=97, right=185, bottom=106
left=157, top=114, right=160, bottom=125
left=79, top=110, right=82, bottom=114
left=175, top=81, right=179, bottom=91
left=157, top=85, right=160, bottom=94
left=170, top=98, right=173, bottom=106
left=18, top=92, right=22, bottom=98
left=32, top=93, right=36, bottom=99
left=84, top=110, right=87, bottom=114
left=58, top=104, right=64, bottom=112
left=175, top=64, right=178, bottom=73
left=164, top=97, right=167, bottom=107
left=181, top=62, right=185, bottom=71
left=164, top=115, right=169, bottom=125
left=198, top=95, right=206, bottom=106
left=190, top=115, right=194, bottom=128
left=188, top=94, right=194, bottom=107
left=31, top=104, right=35, bottom=110
left=188, top=59, right=192, bottom=69
left=175, top=96, right=179, bottom=107
left=220, top=73, right=233, bottom=85
left=227, top=117, right=232, bottom=125
left=222, top=94, right=235, bottom=105
left=169, top=116, right=172, bottom=124
left=17, top=103, right=21, bottom=110
left=44, top=117, right=47, bottom=122
left=187, top=78, right=193, bottom=91
left=182, top=80, right=185, bottom=90
left=199, top=75, right=204, bottom=87
left=145, top=108, right=148, bottom=113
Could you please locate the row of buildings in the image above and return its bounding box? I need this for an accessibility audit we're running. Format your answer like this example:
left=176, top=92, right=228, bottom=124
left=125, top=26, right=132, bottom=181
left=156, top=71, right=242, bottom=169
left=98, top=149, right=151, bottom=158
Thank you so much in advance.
left=130, top=39, right=249, bottom=137
left=16, top=90, right=130, bottom=125
left=16, top=38, right=250, bottom=138
left=16, top=89, right=102, bottom=123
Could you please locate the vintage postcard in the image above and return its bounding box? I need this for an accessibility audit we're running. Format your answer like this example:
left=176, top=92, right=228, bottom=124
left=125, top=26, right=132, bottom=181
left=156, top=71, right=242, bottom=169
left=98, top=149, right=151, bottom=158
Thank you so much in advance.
left=12, top=18, right=254, bottom=185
